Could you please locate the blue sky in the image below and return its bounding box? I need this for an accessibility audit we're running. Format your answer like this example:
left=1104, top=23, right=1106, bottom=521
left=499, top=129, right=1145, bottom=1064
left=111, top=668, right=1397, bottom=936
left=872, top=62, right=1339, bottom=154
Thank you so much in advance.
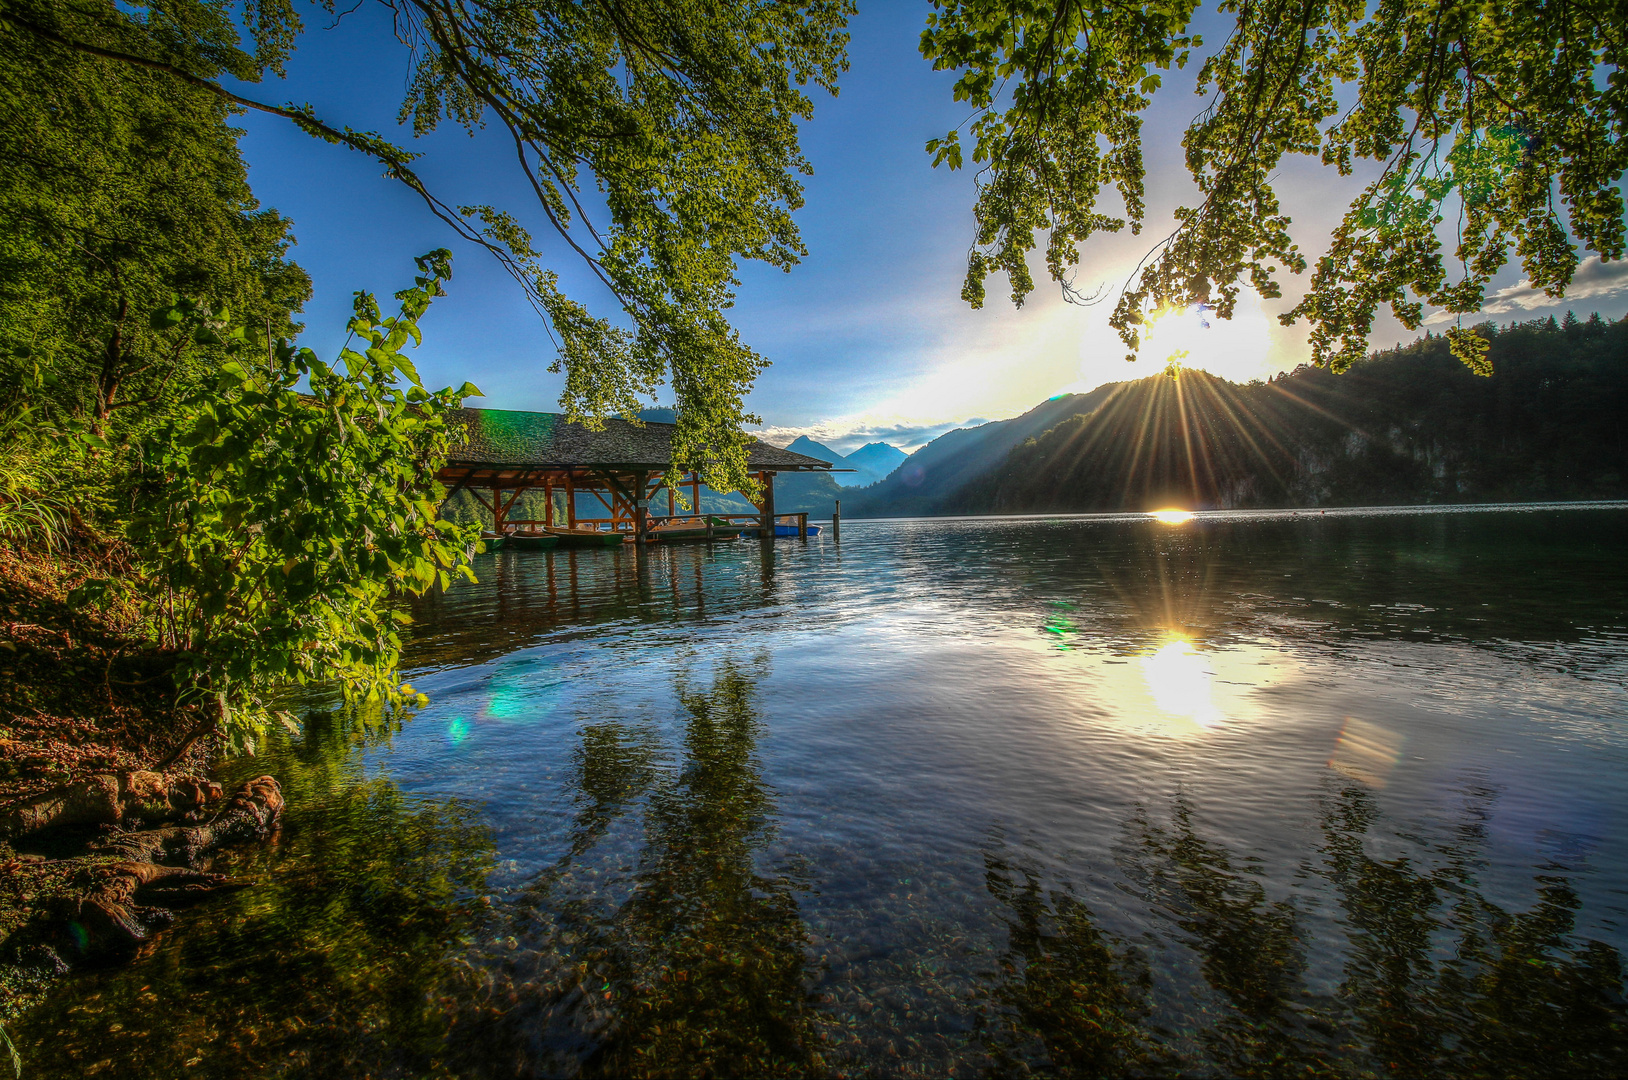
left=230, top=2, right=1628, bottom=453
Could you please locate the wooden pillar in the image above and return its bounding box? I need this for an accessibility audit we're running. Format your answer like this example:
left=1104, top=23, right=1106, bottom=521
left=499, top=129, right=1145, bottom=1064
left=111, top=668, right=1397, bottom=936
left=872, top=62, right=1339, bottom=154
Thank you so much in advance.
left=798, top=512, right=808, bottom=539
left=758, top=471, right=775, bottom=540
left=545, top=480, right=555, bottom=527
left=492, top=484, right=505, bottom=531
left=833, top=499, right=841, bottom=542
left=667, top=482, right=675, bottom=520
left=691, top=474, right=701, bottom=518
left=633, top=471, right=650, bottom=544
left=566, top=472, right=577, bottom=529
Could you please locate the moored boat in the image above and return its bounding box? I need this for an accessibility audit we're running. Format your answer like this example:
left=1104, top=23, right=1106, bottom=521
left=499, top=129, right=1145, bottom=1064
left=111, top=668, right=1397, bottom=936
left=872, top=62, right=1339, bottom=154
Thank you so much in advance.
left=544, top=527, right=630, bottom=547
left=772, top=515, right=822, bottom=537
left=479, top=531, right=507, bottom=551
left=646, top=516, right=745, bottom=542
left=506, top=530, right=560, bottom=551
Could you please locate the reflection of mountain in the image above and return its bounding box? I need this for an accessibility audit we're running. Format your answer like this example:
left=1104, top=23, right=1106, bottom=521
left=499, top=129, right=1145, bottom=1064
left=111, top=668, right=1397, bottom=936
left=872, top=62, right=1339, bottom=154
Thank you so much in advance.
left=447, top=657, right=821, bottom=1077
left=1021, top=508, right=1628, bottom=658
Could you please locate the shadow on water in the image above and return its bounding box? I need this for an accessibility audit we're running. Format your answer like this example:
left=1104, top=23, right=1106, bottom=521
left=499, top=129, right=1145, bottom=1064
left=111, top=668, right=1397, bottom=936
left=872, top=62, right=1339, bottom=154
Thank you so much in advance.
left=436, top=654, right=821, bottom=1078
left=977, top=783, right=1628, bottom=1077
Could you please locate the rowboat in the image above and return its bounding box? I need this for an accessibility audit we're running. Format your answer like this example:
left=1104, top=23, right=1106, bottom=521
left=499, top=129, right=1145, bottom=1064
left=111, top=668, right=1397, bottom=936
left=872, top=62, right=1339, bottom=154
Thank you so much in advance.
left=646, top=516, right=744, bottom=543
left=479, top=531, right=507, bottom=552
left=544, top=527, right=630, bottom=548
left=506, top=531, right=560, bottom=551
left=773, top=516, right=822, bottom=537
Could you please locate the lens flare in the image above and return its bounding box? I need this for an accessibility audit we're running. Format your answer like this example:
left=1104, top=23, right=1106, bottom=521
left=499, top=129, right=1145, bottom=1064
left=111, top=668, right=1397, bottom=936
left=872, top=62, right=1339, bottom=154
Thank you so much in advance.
left=446, top=716, right=472, bottom=746
left=1140, top=635, right=1222, bottom=728
left=1150, top=509, right=1194, bottom=525
left=1328, top=717, right=1405, bottom=787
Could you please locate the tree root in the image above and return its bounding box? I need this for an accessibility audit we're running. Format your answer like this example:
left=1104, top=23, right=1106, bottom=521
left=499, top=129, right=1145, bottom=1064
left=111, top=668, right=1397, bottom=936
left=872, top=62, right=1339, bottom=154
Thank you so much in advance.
left=0, top=769, right=224, bottom=838
left=2, top=775, right=281, bottom=968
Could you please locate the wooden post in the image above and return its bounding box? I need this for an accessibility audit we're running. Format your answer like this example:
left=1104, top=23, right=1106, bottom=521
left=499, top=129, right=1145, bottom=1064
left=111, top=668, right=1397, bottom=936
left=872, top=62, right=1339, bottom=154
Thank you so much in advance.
left=758, top=471, right=775, bottom=540
left=566, top=472, right=577, bottom=529
left=833, top=499, right=841, bottom=542
left=690, top=473, right=701, bottom=517
left=667, top=482, right=675, bottom=520
left=545, top=480, right=555, bottom=527
left=798, top=512, right=807, bottom=539
left=492, top=484, right=505, bottom=531
left=633, top=471, right=649, bottom=544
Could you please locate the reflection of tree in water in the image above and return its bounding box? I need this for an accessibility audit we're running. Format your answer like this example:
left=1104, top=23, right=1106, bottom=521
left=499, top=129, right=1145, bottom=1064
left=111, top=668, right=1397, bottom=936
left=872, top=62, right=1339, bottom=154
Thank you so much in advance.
left=452, top=655, right=820, bottom=1078
left=982, top=788, right=1628, bottom=1077
left=13, top=704, right=498, bottom=1078
left=1118, top=796, right=1338, bottom=1077
left=1322, top=784, right=1627, bottom=1077
left=979, top=855, right=1153, bottom=1075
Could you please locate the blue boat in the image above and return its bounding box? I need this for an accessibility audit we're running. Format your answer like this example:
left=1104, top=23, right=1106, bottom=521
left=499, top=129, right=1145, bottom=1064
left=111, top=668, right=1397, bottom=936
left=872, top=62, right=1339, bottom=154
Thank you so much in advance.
left=772, top=519, right=822, bottom=537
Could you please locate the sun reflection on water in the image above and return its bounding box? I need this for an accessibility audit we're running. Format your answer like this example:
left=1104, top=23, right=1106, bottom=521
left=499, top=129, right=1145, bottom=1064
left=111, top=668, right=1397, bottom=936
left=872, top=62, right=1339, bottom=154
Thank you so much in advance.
left=1150, top=509, right=1195, bottom=525
left=1139, top=635, right=1223, bottom=728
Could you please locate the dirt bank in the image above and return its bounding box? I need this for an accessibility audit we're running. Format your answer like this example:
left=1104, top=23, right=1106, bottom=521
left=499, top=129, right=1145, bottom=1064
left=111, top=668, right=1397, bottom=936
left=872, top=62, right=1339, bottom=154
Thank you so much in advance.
left=0, top=544, right=282, bottom=1031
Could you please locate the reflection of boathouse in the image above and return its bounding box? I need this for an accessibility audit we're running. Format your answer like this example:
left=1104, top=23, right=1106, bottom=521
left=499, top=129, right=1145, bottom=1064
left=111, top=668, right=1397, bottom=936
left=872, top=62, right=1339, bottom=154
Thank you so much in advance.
left=438, top=408, right=837, bottom=540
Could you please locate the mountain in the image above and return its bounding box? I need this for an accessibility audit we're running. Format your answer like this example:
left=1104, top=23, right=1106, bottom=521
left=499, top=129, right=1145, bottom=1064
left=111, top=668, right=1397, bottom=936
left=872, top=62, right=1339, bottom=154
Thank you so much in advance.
left=843, top=441, right=908, bottom=482
left=841, top=388, right=1120, bottom=517
left=785, top=435, right=845, bottom=465
left=948, top=313, right=1628, bottom=514
left=783, top=434, right=905, bottom=487
left=637, top=406, right=678, bottom=424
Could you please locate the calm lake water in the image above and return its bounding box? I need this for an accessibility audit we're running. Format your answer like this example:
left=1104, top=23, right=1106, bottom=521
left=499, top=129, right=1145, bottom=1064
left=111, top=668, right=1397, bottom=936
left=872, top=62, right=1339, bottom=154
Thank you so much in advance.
left=17, top=505, right=1628, bottom=1077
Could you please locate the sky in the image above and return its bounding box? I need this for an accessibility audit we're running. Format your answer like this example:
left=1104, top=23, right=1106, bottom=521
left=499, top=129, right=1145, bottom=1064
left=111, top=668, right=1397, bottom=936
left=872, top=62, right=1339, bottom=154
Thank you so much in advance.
left=228, top=2, right=1628, bottom=454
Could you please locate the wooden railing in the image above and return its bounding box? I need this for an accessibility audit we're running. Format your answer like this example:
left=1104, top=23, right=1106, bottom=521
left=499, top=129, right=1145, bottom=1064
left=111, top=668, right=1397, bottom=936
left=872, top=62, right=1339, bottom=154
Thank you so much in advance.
left=497, top=511, right=814, bottom=539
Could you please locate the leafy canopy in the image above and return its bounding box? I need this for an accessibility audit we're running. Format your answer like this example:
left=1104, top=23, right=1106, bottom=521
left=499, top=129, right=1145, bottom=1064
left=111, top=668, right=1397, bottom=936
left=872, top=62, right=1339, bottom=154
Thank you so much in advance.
left=1, top=0, right=853, bottom=495
left=122, top=251, right=480, bottom=749
left=922, top=0, right=1627, bottom=373
left=0, top=4, right=308, bottom=435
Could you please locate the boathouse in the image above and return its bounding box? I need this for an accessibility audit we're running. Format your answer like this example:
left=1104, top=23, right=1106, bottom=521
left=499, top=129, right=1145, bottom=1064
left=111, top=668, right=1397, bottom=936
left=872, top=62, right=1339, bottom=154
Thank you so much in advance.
left=437, top=408, right=837, bottom=541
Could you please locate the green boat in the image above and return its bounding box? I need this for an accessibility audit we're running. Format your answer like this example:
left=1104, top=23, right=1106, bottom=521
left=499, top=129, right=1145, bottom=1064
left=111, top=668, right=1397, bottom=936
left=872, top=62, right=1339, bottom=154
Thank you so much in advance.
left=506, top=531, right=560, bottom=551
left=545, top=527, right=629, bottom=548
left=479, top=532, right=507, bottom=552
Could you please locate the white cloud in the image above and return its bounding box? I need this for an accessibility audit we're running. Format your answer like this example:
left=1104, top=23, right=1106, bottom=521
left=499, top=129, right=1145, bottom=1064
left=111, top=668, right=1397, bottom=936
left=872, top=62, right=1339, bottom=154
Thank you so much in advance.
left=1424, top=257, right=1628, bottom=324
left=754, top=415, right=988, bottom=453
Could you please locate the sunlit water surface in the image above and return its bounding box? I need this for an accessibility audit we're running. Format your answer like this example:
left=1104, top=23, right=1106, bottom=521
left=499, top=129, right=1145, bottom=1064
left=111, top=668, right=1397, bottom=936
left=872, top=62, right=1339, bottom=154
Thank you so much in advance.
left=17, top=505, right=1628, bottom=1077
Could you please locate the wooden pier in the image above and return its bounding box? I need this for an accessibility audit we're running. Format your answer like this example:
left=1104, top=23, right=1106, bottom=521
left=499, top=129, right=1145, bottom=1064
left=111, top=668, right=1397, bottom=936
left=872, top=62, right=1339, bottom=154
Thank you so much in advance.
left=436, top=408, right=838, bottom=543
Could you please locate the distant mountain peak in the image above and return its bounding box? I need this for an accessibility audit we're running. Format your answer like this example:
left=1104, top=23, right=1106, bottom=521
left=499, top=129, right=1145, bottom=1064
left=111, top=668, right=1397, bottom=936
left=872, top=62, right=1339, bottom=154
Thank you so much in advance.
left=784, top=434, right=845, bottom=465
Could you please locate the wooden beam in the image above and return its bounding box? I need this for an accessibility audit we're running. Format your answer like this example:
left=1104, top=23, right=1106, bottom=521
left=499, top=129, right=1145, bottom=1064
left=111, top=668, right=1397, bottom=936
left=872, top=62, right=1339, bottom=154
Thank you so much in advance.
left=759, top=471, right=775, bottom=540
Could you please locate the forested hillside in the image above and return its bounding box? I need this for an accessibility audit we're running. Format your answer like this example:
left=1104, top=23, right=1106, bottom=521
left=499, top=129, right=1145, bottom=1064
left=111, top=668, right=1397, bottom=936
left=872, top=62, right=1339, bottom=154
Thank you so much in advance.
left=949, top=314, right=1627, bottom=514
left=839, top=388, right=1118, bottom=517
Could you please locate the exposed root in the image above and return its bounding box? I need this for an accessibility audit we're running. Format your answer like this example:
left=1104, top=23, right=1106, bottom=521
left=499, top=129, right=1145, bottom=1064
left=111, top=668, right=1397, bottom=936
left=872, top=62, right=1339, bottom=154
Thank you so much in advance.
left=2, top=775, right=281, bottom=970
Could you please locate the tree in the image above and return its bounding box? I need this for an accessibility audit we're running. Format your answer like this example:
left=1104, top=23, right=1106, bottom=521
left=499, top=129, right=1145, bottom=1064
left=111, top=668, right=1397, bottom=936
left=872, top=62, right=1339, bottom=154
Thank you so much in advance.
left=0, top=0, right=853, bottom=494
left=0, top=8, right=310, bottom=437
left=921, top=0, right=1627, bottom=374
left=123, top=251, right=480, bottom=753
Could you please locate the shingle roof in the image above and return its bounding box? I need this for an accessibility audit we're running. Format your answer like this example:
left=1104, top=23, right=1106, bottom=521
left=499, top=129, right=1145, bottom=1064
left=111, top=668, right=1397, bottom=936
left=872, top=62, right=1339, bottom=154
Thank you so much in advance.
left=446, top=408, right=834, bottom=471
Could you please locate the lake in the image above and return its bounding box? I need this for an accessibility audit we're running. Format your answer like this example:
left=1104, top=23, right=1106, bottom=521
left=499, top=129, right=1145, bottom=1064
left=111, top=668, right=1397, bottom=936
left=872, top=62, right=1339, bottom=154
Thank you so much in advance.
left=15, top=504, right=1628, bottom=1077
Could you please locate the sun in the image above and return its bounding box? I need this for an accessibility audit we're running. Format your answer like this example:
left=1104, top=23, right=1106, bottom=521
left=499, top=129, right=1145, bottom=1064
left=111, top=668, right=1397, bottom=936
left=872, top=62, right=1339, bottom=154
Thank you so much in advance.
left=1150, top=508, right=1194, bottom=525
left=1140, top=296, right=1276, bottom=383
